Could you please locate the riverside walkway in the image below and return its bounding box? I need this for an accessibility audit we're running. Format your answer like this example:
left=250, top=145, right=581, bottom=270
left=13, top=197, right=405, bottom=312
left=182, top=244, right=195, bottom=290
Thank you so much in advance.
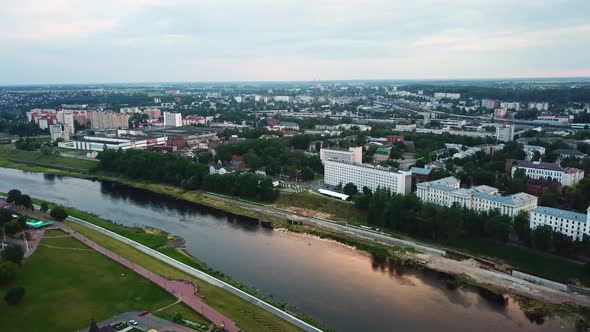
left=17, top=222, right=240, bottom=332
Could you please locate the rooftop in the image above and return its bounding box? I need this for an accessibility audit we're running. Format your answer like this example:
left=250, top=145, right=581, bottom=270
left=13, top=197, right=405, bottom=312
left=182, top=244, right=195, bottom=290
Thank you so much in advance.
left=514, top=160, right=564, bottom=172
left=325, top=159, right=409, bottom=174
left=532, top=206, right=588, bottom=223
left=410, top=167, right=432, bottom=176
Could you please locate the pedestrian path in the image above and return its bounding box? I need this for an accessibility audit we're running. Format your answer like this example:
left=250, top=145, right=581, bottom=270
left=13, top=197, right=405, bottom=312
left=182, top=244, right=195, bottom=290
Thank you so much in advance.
left=52, top=223, right=240, bottom=332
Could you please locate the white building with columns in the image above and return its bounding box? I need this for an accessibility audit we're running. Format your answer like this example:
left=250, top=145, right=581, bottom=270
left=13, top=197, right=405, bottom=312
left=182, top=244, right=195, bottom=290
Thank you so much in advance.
left=416, top=177, right=538, bottom=217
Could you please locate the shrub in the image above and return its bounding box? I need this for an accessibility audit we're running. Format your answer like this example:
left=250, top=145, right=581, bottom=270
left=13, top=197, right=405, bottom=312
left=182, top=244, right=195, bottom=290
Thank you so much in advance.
left=1, top=244, right=24, bottom=265
left=4, top=287, right=25, bottom=305
left=50, top=206, right=68, bottom=221
left=0, top=260, right=18, bottom=284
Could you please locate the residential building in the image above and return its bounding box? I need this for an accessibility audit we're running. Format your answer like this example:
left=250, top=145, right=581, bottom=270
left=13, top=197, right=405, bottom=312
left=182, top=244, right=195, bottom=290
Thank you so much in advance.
left=511, top=160, right=585, bottom=186
left=387, top=135, right=405, bottom=143
left=528, top=102, right=549, bottom=111
left=494, top=108, right=508, bottom=118
left=482, top=99, right=500, bottom=110
left=500, top=102, right=520, bottom=111
left=120, top=107, right=140, bottom=114
left=373, top=147, right=391, bottom=163
left=416, top=177, right=537, bottom=217
left=324, top=160, right=412, bottom=194
left=143, top=108, right=162, bottom=119
left=320, top=147, right=363, bottom=163
left=90, top=111, right=129, bottom=130
left=496, top=125, right=515, bottom=142
left=209, top=165, right=232, bottom=175
left=274, top=96, right=290, bottom=102
left=553, top=149, right=587, bottom=159
left=530, top=206, right=590, bottom=241
left=49, top=124, right=70, bottom=142
left=163, top=112, right=182, bottom=127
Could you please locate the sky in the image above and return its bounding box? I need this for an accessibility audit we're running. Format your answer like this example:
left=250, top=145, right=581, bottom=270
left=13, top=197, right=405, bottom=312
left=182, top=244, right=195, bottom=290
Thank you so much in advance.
left=0, top=0, right=589, bottom=84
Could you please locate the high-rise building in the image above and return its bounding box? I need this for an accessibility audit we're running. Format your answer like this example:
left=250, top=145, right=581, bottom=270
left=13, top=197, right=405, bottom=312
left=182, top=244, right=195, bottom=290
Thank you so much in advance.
left=496, top=125, right=514, bottom=142
left=528, top=102, right=549, bottom=111
left=482, top=99, right=500, bottom=110
left=163, top=112, right=182, bottom=127
left=143, top=108, right=162, bottom=120
left=324, top=160, right=412, bottom=194
left=500, top=102, right=520, bottom=111
left=320, top=147, right=363, bottom=163
left=90, top=111, right=129, bottom=130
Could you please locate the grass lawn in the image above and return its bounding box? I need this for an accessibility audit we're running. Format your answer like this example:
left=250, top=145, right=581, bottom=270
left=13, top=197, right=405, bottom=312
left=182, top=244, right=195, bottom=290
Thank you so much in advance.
left=157, top=302, right=211, bottom=327
left=447, top=237, right=590, bottom=285
left=0, top=234, right=178, bottom=332
left=64, top=220, right=304, bottom=332
left=276, top=191, right=367, bottom=224
left=0, top=145, right=98, bottom=173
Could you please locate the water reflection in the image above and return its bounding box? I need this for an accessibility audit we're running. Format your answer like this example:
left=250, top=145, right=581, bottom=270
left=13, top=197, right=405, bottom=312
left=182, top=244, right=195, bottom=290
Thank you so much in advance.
left=0, top=167, right=573, bottom=332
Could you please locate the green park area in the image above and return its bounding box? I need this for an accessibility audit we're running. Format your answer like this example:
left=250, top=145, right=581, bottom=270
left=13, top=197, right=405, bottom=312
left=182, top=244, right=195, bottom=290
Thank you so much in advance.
left=0, top=145, right=98, bottom=174
left=64, top=220, right=304, bottom=332
left=0, top=232, right=191, bottom=332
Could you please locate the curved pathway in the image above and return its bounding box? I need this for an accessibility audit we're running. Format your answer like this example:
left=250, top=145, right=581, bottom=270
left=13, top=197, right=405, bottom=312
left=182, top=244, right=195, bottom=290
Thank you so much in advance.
left=47, top=222, right=241, bottom=332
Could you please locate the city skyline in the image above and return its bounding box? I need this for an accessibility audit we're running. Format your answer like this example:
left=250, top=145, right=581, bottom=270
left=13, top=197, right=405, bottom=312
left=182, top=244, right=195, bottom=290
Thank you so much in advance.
left=1, top=0, right=589, bottom=84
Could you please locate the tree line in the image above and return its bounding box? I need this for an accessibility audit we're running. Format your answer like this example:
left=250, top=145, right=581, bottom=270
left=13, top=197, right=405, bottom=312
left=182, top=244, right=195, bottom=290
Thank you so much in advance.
left=97, top=148, right=279, bottom=201
left=354, top=188, right=590, bottom=260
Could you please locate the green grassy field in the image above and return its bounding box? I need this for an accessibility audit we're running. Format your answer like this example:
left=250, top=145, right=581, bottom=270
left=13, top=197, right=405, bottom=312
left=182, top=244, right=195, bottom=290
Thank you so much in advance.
left=0, top=234, right=178, bottom=332
left=0, top=145, right=98, bottom=173
left=158, top=302, right=211, bottom=327
left=447, top=237, right=590, bottom=285
left=65, top=220, right=304, bottom=332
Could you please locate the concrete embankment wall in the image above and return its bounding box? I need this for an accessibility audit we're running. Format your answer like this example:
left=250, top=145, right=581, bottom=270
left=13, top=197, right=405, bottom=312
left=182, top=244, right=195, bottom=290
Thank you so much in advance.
left=511, top=270, right=569, bottom=292
left=67, top=216, right=323, bottom=332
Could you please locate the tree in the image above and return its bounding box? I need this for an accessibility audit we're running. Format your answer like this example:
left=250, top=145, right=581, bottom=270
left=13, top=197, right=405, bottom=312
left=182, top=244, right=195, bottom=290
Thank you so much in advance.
left=15, top=194, right=33, bottom=210
left=40, top=202, right=49, bottom=213
left=4, top=287, right=25, bottom=305
left=6, top=189, right=21, bottom=204
left=49, top=206, right=68, bottom=221
left=513, top=211, right=531, bottom=245
left=0, top=209, right=12, bottom=226
left=2, top=245, right=24, bottom=265
left=335, top=182, right=343, bottom=190
left=0, top=260, right=18, bottom=285
left=532, top=225, right=553, bottom=251
left=343, top=183, right=359, bottom=196
left=4, top=221, right=21, bottom=235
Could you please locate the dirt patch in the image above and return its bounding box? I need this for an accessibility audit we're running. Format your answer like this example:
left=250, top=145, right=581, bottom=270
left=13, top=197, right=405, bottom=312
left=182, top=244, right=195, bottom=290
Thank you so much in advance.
left=286, top=206, right=333, bottom=219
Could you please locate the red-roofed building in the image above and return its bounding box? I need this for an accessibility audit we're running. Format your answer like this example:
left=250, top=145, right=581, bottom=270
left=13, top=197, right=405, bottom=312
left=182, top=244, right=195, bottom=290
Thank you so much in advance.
left=229, top=155, right=247, bottom=169
left=388, top=135, right=405, bottom=143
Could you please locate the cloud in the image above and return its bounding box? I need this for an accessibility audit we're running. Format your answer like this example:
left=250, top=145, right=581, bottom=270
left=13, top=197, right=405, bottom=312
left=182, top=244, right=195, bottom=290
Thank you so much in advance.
left=0, top=0, right=589, bottom=83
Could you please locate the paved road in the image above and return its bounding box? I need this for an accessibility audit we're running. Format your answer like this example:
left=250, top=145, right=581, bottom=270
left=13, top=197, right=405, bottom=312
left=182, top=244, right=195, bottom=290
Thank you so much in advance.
left=39, top=222, right=241, bottom=332
left=204, top=192, right=446, bottom=256
left=87, top=311, right=195, bottom=332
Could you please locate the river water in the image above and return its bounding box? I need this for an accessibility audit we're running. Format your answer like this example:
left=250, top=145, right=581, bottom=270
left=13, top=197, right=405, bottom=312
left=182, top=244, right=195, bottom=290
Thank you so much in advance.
left=0, top=167, right=573, bottom=331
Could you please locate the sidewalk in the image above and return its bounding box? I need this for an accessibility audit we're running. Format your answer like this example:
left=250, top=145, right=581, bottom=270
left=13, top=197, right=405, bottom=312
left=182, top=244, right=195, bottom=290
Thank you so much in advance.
left=50, top=222, right=241, bottom=332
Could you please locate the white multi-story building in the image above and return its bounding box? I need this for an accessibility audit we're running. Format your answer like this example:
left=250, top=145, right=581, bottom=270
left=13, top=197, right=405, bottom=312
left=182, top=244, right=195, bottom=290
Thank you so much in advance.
left=274, top=96, right=290, bottom=102
left=163, top=112, right=182, bottom=127
left=324, top=160, right=412, bottom=194
left=530, top=206, right=590, bottom=241
left=496, top=125, right=515, bottom=142
left=500, top=102, right=520, bottom=111
left=481, top=99, right=499, bottom=110
left=528, top=102, right=549, bottom=111
left=320, top=147, right=363, bottom=163
left=120, top=107, right=141, bottom=114
left=511, top=161, right=584, bottom=187
left=416, top=177, right=537, bottom=217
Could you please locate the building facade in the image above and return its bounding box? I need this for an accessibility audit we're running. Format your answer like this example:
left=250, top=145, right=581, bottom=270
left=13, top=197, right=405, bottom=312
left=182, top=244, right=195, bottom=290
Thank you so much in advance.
left=320, top=147, right=363, bottom=163
left=496, top=125, right=515, bottom=142
left=324, top=160, right=412, bottom=194
left=164, top=112, right=182, bottom=127
left=530, top=206, right=590, bottom=241
left=90, top=111, right=129, bottom=130
left=511, top=160, right=584, bottom=186
left=416, top=177, right=537, bottom=217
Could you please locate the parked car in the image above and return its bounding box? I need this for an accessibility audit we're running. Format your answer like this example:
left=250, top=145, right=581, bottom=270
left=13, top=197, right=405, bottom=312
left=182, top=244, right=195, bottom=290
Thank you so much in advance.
left=128, top=320, right=138, bottom=326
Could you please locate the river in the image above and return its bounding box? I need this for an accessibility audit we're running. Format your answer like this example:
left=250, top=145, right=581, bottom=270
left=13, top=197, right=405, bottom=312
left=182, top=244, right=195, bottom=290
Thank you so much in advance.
left=0, top=167, right=573, bottom=331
